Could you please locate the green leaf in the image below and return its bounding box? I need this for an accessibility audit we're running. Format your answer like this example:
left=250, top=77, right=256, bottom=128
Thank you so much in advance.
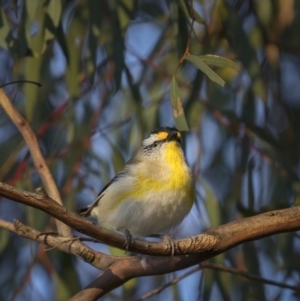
left=117, top=0, right=134, bottom=31
left=47, top=0, right=62, bottom=28
left=0, top=228, right=9, bottom=253
left=45, top=0, right=62, bottom=41
left=54, top=272, right=72, bottom=300
left=185, top=54, right=225, bottom=87
left=23, top=57, right=42, bottom=121
left=65, top=6, right=87, bottom=97
left=201, top=179, right=221, bottom=229
left=25, top=0, right=39, bottom=22
left=0, top=8, right=11, bottom=49
left=56, top=21, right=69, bottom=63
left=170, top=76, right=189, bottom=131
left=178, top=0, right=191, bottom=22
left=192, top=8, right=205, bottom=24
left=178, top=0, right=204, bottom=24
left=198, top=54, right=239, bottom=70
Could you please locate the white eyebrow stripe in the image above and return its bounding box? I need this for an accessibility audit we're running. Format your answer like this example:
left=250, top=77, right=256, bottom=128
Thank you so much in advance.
left=142, top=135, right=158, bottom=147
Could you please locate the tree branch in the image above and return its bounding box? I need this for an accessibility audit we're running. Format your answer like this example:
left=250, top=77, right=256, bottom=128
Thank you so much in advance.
left=1, top=181, right=300, bottom=300
left=1, top=181, right=300, bottom=257
left=0, top=219, right=115, bottom=270
left=0, top=181, right=218, bottom=255
left=0, top=88, right=71, bottom=237
left=201, top=262, right=300, bottom=292
left=137, top=262, right=300, bottom=301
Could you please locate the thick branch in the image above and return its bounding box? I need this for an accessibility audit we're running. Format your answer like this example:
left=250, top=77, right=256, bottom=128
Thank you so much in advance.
left=1, top=181, right=300, bottom=257
left=69, top=254, right=202, bottom=301
left=0, top=88, right=71, bottom=237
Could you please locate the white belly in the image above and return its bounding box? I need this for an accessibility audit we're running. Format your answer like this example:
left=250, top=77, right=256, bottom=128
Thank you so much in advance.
left=98, top=188, right=192, bottom=237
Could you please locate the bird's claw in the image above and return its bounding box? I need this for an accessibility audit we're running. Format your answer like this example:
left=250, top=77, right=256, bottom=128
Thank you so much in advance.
left=118, top=228, right=133, bottom=253
left=150, top=234, right=175, bottom=256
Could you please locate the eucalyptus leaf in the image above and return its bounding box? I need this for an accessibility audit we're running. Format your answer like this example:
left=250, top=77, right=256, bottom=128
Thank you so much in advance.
left=170, top=76, right=189, bottom=131
left=198, top=54, right=239, bottom=70
left=185, top=54, right=225, bottom=87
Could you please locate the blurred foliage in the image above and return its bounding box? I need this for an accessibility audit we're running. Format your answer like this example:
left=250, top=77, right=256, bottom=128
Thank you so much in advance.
left=1, top=0, right=300, bottom=300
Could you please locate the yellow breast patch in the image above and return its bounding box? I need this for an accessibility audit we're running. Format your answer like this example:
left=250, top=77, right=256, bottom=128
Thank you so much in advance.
left=164, top=142, right=194, bottom=205
left=113, top=140, right=194, bottom=207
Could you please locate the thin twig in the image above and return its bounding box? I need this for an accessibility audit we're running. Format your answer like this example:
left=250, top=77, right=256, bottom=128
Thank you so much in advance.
left=137, top=262, right=300, bottom=300
left=202, top=262, right=300, bottom=292
left=0, top=88, right=71, bottom=237
left=135, top=264, right=202, bottom=301
left=0, top=80, right=42, bottom=88
left=44, top=236, right=106, bottom=251
left=45, top=237, right=81, bottom=251
left=0, top=219, right=111, bottom=269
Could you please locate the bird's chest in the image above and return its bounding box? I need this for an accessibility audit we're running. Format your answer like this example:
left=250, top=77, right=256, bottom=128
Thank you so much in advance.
left=135, top=161, right=191, bottom=195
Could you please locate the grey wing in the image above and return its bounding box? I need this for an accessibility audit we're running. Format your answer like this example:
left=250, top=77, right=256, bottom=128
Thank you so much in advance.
left=76, top=172, right=126, bottom=217
left=76, top=151, right=142, bottom=217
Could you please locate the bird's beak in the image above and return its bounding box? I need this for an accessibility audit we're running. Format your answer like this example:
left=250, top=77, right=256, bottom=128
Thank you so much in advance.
left=167, top=131, right=181, bottom=143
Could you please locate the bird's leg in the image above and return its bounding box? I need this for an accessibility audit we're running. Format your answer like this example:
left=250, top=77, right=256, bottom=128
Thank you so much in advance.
left=118, top=228, right=133, bottom=253
left=150, top=234, right=175, bottom=256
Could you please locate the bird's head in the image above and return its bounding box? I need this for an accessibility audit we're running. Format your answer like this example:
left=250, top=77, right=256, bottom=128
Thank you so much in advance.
left=142, top=126, right=183, bottom=160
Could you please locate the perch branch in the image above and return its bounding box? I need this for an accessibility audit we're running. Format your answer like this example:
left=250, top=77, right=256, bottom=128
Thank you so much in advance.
left=1, top=181, right=300, bottom=257
left=1, top=182, right=300, bottom=299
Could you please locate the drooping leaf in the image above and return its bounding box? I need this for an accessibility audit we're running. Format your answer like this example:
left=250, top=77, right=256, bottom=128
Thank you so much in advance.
left=0, top=228, right=9, bottom=253
left=27, top=4, right=46, bottom=56
left=0, top=8, right=11, bottom=49
left=226, top=7, right=267, bottom=100
left=117, top=0, right=134, bottom=31
left=23, top=57, right=42, bottom=121
left=198, top=54, right=239, bottom=70
left=65, top=4, right=88, bottom=97
left=56, top=20, right=69, bottom=63
left=192, top=7, right=205, bottom=24
left=185, top=54, right=225, bottom=87
left=87, top=0, right=103, bottom=78
left=47, top=0, right=62, bottom=28
left=178, top=0, right=191, bottom=22
left=178, top=0, right=204, bottom=24
left=170, top=76, right=189, bottom=131
left=45, top=0, right=62, bottom=41
left=201, top=178, right=221, bottom=229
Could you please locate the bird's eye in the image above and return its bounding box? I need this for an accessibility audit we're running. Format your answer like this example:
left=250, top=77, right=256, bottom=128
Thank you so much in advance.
left=153, top=141, right=158, bottom=147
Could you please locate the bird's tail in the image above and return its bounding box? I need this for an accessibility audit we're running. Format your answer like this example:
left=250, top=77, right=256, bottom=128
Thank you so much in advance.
left=76, top=206, right=91, bottom=217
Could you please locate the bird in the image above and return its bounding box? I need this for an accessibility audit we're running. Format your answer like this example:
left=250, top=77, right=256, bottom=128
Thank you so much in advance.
left=77, top=126, right=195, bottom=254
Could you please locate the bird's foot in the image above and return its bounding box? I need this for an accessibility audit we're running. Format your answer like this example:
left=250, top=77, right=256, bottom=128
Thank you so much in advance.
left=118, top=228, right=133, bottom=253
left=150, top=234, right=175, bottom=256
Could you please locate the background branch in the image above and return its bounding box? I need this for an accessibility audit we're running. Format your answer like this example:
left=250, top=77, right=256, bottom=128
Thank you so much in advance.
left=137, top=262, right=300, bottom=301
left=201, top=262, right=300, bottom=292
left=0, top=219, right=113, bottom=270
left=0, top=88, right=71, bottom=236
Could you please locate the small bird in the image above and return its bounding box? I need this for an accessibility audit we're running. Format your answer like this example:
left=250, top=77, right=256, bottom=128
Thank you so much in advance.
left=77, top=126, right=195, bottom=253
